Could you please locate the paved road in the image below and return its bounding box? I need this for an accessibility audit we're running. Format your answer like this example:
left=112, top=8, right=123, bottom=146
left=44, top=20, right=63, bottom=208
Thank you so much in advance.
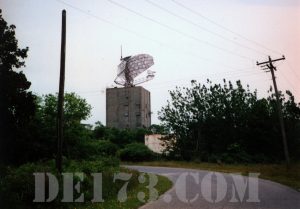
left=126, top=165, right=300, bottom=209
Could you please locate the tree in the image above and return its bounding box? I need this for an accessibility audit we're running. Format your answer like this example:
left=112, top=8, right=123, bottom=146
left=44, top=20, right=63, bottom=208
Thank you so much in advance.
left=3, top=92, right=93, bottom=163
left=149, top=124, right=167, bottom=134
left=93, top=121, right=106, bottom=139
left=39, top=92, right=92, bottom=126
left=159, top=79, right=300, bottom=162
left=31, top=92, right=92, bottom=160
left=0, top=10, right=36, bottom=165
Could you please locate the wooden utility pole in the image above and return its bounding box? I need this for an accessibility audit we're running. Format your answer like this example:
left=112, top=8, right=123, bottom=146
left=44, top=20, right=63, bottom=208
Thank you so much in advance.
left=257, top=56, right=290, bottom=166
left=56, top=10, right=66, bottom=173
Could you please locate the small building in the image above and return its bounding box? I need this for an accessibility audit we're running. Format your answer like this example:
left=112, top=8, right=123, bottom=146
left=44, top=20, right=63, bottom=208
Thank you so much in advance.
left=106, top=86, right=151, bottom=129
left=145, top=134, right=166, bottom=154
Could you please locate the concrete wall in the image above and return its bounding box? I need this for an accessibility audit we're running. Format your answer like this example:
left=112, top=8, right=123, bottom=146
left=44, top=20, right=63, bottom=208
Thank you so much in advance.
left=106, top=86, right=151, bottom=129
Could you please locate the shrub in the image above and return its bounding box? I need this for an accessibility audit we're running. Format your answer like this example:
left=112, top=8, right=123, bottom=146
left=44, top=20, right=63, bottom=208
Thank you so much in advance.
left=96, top=140, right=119, bottom=156
left=0, top=158, right=133, bottom=209
left=93, top=126, right=151, bottom=147
left=119, top=143, right=156, bottom=162
left=64, top=157, right=119, bottom=173
left=69, top=139, right=119, bottom=160
left=0, top=162, right=58, bottom=209
left=63, top=158, right=123, bottom=201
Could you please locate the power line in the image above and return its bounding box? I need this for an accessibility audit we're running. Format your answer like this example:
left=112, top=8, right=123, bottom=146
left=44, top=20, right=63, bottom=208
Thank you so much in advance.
left=277, top=69, right=300, bottom=96
left=287, top=60, right=300, bottom=81
left=171, top=0, right=282, bottom=56
left=145, top=0, right=268, bottom=57
left=55, top=0, right=268, bottom=93
left=55, top=0, right=253, bottom=71
left=147, top=73, right=266, bottom=91
left=106, top=0, right=254, bottom=61
left=77, top=69, right=265, bottom=94
left=145, top=70, right=265, bottom=88
left=55, top=0, right=164, bottom=45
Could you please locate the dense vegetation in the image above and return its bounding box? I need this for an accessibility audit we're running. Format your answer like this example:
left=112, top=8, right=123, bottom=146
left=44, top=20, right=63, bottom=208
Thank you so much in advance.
left=119, top=143, right=157, bottom=162
left=1, top=89, right=154, bottom=165
left=159, top=79, right=300, bottom=163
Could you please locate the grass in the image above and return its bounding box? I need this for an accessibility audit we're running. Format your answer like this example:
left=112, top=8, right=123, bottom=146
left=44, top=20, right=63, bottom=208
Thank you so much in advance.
left=125, top=161, right=300, bottom=191
left=0, top=160, right=173, bottom=209
left=76, top=173, right=172, bottom=209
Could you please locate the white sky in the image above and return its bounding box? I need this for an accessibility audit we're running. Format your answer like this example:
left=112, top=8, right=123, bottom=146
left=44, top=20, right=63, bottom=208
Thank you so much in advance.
left=2, top=0, right=300, bottom=125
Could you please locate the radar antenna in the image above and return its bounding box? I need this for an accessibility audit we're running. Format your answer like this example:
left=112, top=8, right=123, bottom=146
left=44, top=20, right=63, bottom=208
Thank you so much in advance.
left=114, top=53, right=155, bottom=87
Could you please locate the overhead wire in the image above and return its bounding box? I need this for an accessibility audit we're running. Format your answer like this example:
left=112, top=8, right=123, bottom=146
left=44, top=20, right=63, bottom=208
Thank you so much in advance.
left=287, top=60, right=300, bottom=81
left=106, top=0, right=254, bottom=61
left=276, top=69, right=300, bottom=96
left=77, top=69, right=266, bottom=94
left=147, top=71, right=267, bottom=91
left=171, top=0, right=282, bottom=56
left=145, top=0, right=268, bottom=57
left=271, top=61, right=300, bottom=96
left=146, top=70, right=265, bottom=87
left=55, top=0, right=272, bottom=96
left=55, top=0, right=255, bottom=71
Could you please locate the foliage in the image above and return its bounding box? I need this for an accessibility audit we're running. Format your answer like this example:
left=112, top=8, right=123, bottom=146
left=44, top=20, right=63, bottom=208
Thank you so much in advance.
left=119, top=143, right=156, bottom=162
left=149, top=124, right=168, bottom=134
left=93, top=121, right=106, bottom=139
left=0, top=9, right=36, bottom=165
left=95, top=140, right=119, bottom=156
left=159, top=79, right=300, bottom=163
left=0, top=162, right=58, bottom=209
left=0, top=158, right=124, bottom=209
left=0, top=159, right=174, bottom=209
left=71, top=140, right=119, bottom=160
left=17, top=93, right=93, bottom=163
left=93, top=122, right=151, bottom=146
left=39, top=93, right=92, bottom=126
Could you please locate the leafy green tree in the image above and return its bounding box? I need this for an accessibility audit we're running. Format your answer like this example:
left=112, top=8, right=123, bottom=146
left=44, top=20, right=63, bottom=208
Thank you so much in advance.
left=159, top=79, right=300, bottom=162
left=39, top=92, right=91, bottom=125
left=93, top=123, right=151, bottom=147
left=149, top=124, right=167, bottom=134
left=0, top=10, right=36, bottom=165
left=93, top=121, right=106, bottom=139
left=22, top=93, right=93, bottom=162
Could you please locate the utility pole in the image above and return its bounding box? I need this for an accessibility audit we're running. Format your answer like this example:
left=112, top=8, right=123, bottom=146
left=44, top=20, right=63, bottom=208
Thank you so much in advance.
left=56, top=10, right=66, bottom=173
left=257, top=55, right=290, bottom=166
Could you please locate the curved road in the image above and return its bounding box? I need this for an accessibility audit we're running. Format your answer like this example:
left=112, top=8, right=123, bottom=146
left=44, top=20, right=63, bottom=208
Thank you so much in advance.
left=126, top=165, right=300, bottom=209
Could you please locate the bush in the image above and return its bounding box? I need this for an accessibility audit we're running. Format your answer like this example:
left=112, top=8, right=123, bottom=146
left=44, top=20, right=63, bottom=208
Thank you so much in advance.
left=0, top=162, right=58, bottom=209
left=96, top=140, right=119, bottom=156
left=119, top=143, right=156, bottom=162
left=0, top=158, right=137, bottom=209
left=92, top=124, right=151, bottom=147
left=64, top=157, right=119, bottom=173
left=63, top=158, right=124, bottom=202
left=69, top=139, right=119, bottom=160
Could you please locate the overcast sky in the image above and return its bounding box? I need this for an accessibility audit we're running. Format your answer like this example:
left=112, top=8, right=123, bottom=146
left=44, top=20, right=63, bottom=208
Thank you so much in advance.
left=2, top=0, right=300, bottom=125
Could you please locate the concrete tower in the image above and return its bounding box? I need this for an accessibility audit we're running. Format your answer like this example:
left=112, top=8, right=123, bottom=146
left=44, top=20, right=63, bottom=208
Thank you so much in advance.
left=106, top=86, right=151, bottom=129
